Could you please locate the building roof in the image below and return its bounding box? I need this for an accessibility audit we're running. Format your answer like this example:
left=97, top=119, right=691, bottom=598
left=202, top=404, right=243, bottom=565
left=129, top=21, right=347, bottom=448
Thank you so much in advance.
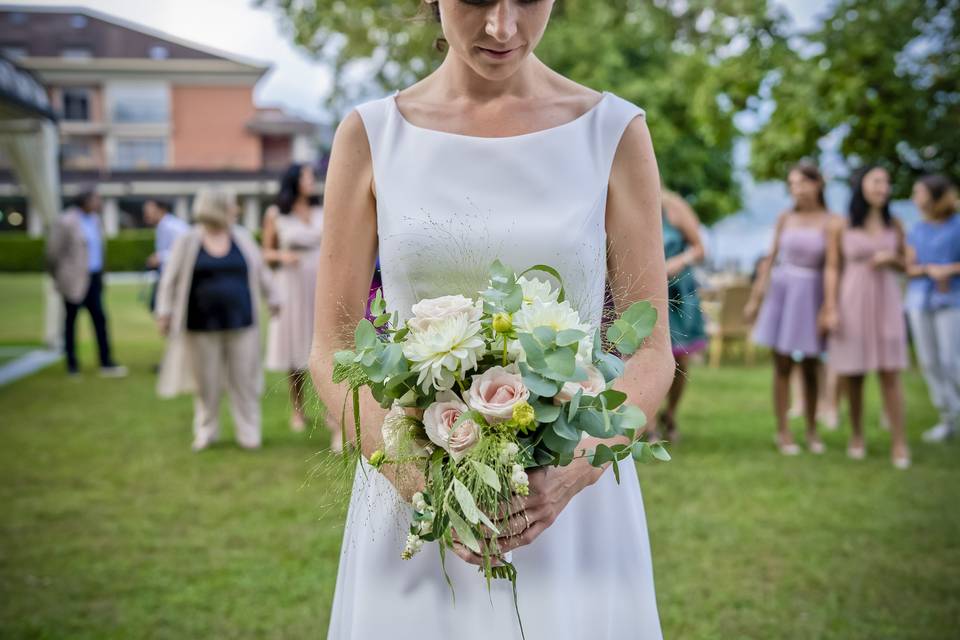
left=0, top=4, right=268, bottom=74
left=247, top=107, right=317, bottom=136
left=0, top=53, right=55, bottom=121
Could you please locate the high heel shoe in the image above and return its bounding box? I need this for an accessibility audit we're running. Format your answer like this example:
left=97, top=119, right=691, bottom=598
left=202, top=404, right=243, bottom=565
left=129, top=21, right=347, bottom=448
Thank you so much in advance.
left=774, top=435, right=801, bottom=456
left=846, top=444, right=866, bottom=460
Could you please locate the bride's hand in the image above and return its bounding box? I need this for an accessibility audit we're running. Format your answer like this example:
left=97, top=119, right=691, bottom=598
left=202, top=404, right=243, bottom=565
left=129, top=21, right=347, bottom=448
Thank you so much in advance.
left=495, top=462, right=599, bottom=555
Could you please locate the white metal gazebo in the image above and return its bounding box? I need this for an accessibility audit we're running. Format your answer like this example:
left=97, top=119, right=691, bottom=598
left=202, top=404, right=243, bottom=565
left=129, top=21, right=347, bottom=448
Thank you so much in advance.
left=0, top=54, right=61, bottom=348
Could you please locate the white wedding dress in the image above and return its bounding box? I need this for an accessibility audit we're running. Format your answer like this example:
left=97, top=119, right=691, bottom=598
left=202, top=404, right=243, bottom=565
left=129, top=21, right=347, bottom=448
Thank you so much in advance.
left=326, top=91, right=662, bottom=639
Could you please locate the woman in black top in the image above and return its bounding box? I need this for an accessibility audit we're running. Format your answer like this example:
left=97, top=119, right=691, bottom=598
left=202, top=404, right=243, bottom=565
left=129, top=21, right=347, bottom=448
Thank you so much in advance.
left=155, top=187, right=279, bottom=452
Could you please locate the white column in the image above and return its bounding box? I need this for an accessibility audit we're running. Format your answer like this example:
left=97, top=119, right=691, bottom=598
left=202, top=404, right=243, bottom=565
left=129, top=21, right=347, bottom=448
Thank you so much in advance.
left=174, top=196, right=189, bottom=221
left=242, top=196, right=260, bottom=231
left=102, top=197, right=120, bottom=237
left=44, top=275, right=63, bottom=350
left=27, top=203, right=45, bottom=237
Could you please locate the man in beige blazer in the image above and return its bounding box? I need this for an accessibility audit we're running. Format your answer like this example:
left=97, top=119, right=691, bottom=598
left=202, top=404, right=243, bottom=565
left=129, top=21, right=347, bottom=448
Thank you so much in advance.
left=46, top=188, right=126, bottom=377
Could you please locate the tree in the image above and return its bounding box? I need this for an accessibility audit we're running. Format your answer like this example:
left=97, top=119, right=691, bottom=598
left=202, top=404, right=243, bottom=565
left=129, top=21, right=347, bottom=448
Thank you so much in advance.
left=750, top=0, right=960, bottom=195
left=259, top=0, right=791, bottom=224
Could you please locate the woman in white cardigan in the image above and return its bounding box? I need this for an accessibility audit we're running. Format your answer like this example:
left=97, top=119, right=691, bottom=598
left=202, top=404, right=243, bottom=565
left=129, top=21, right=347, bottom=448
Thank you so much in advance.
left=155, top=187, right=280, bottom=451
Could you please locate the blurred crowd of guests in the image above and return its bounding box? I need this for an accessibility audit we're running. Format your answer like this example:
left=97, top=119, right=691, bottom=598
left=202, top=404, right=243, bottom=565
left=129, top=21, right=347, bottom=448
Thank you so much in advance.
left=44, top=161, right=959, bottom=465
left=740, top=165, right=959, bottom=469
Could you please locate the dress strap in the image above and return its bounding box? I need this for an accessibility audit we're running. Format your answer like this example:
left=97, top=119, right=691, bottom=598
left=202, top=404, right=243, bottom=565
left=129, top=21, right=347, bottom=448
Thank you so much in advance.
left=591, top=93, right=646, bottom=183
left=354, top=95, right=399, bottom=188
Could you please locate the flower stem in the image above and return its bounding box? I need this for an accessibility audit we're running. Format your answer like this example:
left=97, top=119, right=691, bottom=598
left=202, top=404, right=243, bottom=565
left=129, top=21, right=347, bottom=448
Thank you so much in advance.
left=502, top=335, right=508, bottom=366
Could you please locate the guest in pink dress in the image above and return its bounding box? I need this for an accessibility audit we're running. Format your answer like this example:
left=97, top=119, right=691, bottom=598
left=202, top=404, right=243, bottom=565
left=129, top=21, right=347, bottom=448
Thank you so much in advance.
left=745, top=161, right=840, bottom=455
left=822, top=165, right=910, bottom=469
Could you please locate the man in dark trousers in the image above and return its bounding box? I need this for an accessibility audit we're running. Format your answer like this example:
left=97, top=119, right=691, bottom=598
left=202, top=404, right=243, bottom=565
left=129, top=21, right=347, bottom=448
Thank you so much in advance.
left=46, top=187, right=127, bottom=377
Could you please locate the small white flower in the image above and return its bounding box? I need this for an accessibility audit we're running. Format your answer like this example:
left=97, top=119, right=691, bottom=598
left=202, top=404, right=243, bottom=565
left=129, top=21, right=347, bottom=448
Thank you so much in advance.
left=403, top=312, right=486, bottom=392
left=401, top=532, right=424, bottom=560
left=412, top=492, right=428, bottom=513
left=417, top=519, right=433, bottom=536
left=511, top=463, right=529, bottom=490
left=500, top=441, right=520, bottom=464
left=518, top=276, right=560, bottom=305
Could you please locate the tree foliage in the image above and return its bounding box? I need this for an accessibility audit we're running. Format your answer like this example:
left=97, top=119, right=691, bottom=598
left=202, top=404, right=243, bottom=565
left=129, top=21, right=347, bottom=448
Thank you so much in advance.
left=258, top=0, right=791, bottom=224
left=750, top=0, right=960, bottom=195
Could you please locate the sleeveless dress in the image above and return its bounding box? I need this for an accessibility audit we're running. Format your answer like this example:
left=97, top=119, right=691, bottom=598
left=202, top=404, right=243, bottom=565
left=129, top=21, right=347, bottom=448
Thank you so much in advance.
left=828, top=228, right=907, bottom=375
left=266, top=207, right=323, bottom=371
left=752, top=226, right=827, bottom=357
left=326, top=92, right=663, bottom=639
left=663, top=210, right=707, bottom=356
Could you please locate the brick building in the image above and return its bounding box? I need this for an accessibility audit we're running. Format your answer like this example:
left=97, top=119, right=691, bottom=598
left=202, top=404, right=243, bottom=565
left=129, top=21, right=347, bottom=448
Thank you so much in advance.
left=0, top=4, right=325, bottom=235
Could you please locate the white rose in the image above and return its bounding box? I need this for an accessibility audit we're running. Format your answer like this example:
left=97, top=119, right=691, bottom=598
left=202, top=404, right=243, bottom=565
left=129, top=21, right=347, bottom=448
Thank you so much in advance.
left=554, top=363, right=607, bottom=404
left=408, top=295, right=480, bottom=333
left=467, top=365, right=530, bottom=424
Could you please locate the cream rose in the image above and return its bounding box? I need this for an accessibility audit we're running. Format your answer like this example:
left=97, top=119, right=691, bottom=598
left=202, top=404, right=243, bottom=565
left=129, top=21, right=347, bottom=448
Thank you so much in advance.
left=554, top=363, right=607, bottom=404
left=447, top=416, right=481, bottom=462
left=423, top=391, right=480, bottom=460
left=407, top=295, right=480, bottom=333
left=467, top=365, right=530, bottom=423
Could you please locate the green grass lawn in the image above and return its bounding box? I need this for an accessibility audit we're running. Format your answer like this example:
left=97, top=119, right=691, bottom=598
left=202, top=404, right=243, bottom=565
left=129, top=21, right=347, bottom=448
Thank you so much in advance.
left=1, top=274, right=958, bottom=639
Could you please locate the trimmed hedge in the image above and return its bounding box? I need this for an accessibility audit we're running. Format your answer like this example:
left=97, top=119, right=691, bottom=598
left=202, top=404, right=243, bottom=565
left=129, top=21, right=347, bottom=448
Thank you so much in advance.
left=0, top=230, right=155, bottom=273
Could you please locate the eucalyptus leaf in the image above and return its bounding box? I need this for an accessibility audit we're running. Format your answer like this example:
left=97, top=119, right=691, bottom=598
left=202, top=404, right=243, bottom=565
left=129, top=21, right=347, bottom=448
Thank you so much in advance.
left=567, top=388, right=582, bottom=421
left=529, top=397, right=561, bottom=423
left=519, top=362, right=561, bottom=397
left=555, top=329, right=586, bottom=347
left=651, top=443, right=672, bottom=461
left=543, top=348, right=576, bottom=378
left=552, top=412, right=581, bottom=441
left=600, top=389, right=628, bottom=411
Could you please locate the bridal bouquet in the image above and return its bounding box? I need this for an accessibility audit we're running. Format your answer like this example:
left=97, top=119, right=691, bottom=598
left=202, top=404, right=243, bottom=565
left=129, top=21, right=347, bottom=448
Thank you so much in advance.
left=333, top=261, right=669, bottom=590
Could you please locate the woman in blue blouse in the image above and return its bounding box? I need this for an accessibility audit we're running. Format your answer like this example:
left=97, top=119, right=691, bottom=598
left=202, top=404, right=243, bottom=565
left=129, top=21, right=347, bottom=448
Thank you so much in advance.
left=905, top=174, right=960, bottom=443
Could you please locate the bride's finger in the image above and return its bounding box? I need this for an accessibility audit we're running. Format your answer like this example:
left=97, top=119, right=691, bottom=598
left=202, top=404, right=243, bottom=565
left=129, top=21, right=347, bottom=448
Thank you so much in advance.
left=498, top=521, right=548, bottom=554
left=451, top=542, right=484, bottom=566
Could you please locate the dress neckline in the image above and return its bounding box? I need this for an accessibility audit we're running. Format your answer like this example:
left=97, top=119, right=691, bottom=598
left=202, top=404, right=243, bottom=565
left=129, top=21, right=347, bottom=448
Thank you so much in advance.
left=390, top=91, right=610, bottom=141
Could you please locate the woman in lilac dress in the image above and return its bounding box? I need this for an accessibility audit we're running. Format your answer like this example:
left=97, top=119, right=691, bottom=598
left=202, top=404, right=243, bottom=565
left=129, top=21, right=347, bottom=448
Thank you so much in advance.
left=822, top=165, right=910, bottom=468
left=745, top=162, right=840, bottom=455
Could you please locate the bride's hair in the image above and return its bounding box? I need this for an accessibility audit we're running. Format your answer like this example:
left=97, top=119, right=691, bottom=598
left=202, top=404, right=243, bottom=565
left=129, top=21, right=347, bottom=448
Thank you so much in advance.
left=419, top=1, right=447, bottom=51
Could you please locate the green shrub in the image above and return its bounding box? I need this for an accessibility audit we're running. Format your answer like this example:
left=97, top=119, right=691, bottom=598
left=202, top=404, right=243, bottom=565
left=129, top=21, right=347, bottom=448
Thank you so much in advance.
left=0, top=230, right=156, bottom=273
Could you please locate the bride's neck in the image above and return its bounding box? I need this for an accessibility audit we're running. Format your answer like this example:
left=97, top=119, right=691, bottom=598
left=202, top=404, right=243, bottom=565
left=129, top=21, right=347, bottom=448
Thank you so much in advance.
left=434, top=52, right=545, bottom=102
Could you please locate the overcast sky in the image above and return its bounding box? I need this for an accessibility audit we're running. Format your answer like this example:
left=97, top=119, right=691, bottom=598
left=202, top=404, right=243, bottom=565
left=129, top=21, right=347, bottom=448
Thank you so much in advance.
left=7, top=0, right=832, bottom=122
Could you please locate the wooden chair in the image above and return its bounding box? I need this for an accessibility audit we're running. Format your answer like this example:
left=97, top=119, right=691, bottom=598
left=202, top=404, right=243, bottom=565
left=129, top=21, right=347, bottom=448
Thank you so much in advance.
left=706, top=283, right=756, bottom=367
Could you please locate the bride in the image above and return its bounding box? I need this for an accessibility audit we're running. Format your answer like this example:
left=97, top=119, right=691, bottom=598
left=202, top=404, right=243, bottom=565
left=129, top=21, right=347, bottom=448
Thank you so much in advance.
left=310, top=1, right=674, bottom=637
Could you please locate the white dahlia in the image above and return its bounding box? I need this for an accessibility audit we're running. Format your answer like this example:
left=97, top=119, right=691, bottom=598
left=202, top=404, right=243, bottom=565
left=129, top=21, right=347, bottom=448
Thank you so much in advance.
left=517, top=276, right=560, bottom=305
left=512, top=298, right=594, bottom=360
left=403, top=312, right=486, bottom=392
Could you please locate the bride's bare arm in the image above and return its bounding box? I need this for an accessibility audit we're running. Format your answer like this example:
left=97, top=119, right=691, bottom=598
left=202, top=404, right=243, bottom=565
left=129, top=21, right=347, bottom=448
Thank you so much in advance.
left=494, top=115, right=674, bottom=555
left=308, top=111, right=422, bottom=500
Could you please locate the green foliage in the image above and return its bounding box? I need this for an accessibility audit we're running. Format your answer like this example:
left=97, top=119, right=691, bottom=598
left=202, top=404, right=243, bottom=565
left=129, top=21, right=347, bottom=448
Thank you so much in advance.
left=0, top=231, right=154, bottom=273
left=751, top=0, right=960, bottom=195
left=258, top=0, right=793, bottom=223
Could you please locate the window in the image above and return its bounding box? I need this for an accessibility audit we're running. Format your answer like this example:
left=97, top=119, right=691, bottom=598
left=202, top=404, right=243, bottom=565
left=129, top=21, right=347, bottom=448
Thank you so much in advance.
left=61, top=47, right=92, bottom=60
left=61, top=137, right=97, bottom=168
left=114, top=139, right=166, bottom=169
left=149, top=45, right=169, bottom=60
left=70, top=15, right=88, bottom=29
left=107, top=83, right=169, bottom=124
left=8, top=13, right=27, bottom=26
left=62, top=88, right=91, bottom=121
